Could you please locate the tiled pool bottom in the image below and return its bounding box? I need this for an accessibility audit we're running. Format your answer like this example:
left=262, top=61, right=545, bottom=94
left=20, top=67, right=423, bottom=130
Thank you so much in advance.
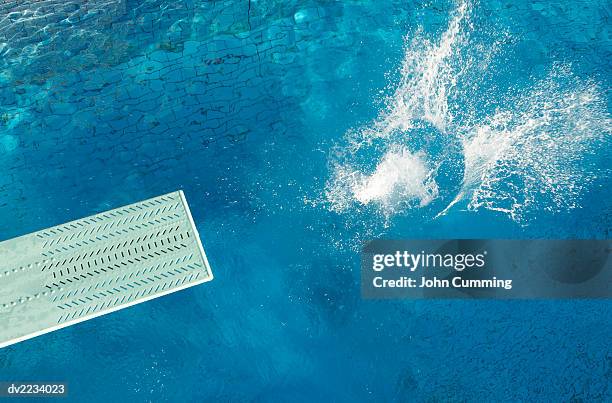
left=1, top=0, right=611, bottom=401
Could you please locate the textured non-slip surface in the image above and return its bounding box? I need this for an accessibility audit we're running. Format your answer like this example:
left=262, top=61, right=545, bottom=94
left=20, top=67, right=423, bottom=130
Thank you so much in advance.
left=0, top=191, right=212, bottom=348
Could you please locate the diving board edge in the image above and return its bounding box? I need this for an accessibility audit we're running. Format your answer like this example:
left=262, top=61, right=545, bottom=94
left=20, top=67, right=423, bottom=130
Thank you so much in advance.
left=179, top=190, right=214, bottom=283
left=0, top=270, right=213, bottom=349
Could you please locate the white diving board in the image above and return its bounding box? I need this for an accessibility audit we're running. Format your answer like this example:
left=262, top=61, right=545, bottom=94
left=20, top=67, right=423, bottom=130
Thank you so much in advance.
left=0, top=191, right=213, bottom=348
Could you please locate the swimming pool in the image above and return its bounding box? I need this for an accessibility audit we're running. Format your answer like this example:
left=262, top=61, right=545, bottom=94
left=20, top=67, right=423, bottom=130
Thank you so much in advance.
left=0, top=0, right=610, bottom=400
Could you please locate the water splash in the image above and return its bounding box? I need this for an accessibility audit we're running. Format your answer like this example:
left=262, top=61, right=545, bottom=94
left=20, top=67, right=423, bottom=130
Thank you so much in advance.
left=462, top=65, right=611, bottom=222
left=351, top=146, right=438, bottom=209
left=325, top=0, right=611, bottom=224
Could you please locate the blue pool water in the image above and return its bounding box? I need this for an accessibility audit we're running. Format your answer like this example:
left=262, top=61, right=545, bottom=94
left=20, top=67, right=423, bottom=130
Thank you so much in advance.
left=0, top=0, right=611, bottom=401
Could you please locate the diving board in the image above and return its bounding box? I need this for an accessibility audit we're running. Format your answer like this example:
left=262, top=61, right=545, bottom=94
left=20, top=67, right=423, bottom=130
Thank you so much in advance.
left=0, top=191, right=213, bottom=348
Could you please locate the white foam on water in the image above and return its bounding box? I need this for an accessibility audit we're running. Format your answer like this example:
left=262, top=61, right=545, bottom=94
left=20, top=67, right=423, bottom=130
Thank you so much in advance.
left=352, top=146, right=438, bottom=211
left=325, top=0, right=474, bottom=217
left=325, top=0, right=611, bottom=224
left=462, top=66, right=611, bottom=222
left=353, top=0, right=470, bottom=144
